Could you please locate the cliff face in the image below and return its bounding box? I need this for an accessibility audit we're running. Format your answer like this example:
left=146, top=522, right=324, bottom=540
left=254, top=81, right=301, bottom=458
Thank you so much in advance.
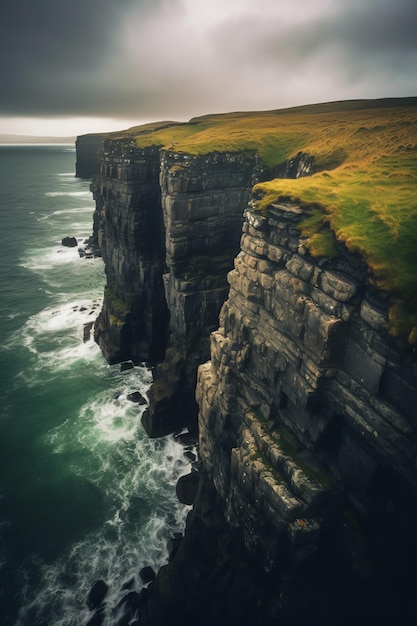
left=88, top=136, right=266, bottom=432
left=75, top=134, right=107, bottom=179
left=77, top=133, right=417, bottom=624
left=198, top=201, right=417, bottom=553
left=91, top=140, right=168, bottom=364
left=144, top=150, right=265, bottom=436
left=140, top=202, right=417, bottom=625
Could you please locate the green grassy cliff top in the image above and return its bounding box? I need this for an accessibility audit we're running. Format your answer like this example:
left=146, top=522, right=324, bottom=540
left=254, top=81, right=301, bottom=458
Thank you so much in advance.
left=111, top=98, right=417, bottom=347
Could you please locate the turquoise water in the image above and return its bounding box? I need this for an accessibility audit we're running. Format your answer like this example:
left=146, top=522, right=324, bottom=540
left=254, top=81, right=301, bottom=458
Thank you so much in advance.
left=0, top=146, right=190, bottom=625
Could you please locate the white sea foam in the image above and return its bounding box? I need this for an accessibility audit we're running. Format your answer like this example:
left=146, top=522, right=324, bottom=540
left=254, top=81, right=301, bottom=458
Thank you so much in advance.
left=49, top=206, right=93, bottom=216
left=26, top=298, right=100, bottom=337
left=6, top=311, right=25, bottom=320
left=21, top=247, right=101, bottom=275
left=21, top=246, right=76, bottom=268
left=13, top=314, right=193, bottom=625
left=10, top=310, right=193, bottom=626
left=37, top=207, right=93, bottom=222
left=17, top=389, right=193, bottom=626
left=7, top=297, right=103, bottom=379
left=46, top=191, right=91, bottom=198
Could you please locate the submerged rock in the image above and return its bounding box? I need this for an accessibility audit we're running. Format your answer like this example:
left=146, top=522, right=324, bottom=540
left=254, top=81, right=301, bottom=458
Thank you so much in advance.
left=85, top=610, right=105, bottom=626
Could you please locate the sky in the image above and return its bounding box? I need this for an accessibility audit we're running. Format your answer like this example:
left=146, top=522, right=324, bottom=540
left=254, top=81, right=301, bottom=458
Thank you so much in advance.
left=1, top=0, right=416, bottom=137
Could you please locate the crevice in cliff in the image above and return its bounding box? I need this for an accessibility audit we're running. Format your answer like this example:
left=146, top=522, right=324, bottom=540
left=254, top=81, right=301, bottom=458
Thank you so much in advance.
left=140, top=149, right=269, bottom=437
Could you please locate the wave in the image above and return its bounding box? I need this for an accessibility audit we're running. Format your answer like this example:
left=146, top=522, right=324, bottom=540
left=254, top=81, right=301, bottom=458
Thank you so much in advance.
left=46, top=191, right=91, bottom=198
left=37, top=207, right=93, bottom=221
left=7, top=296, right=102, bottom=366
left=20, top=248, right=101, bottom=275
left=16, top=369, right=193, bottom=626
left=49, top=206, right=94, bottom=216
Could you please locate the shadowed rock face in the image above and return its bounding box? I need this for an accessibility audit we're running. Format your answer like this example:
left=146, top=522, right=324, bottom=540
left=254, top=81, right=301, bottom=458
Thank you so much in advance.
left=139, top=204, right=417, bottom=625
left=75, top=134, right=107, bottom=179
left=87, top=135, right=267, bottom=430
left=91, top=141, right=169, bottom=364
left=197, top=203, right=417, bottom=548
left=143, top=150, right=266, bottom=436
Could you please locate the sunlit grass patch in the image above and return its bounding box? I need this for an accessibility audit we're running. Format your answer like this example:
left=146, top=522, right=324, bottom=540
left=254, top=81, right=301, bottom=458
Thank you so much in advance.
left=113, top=98, right=417, bottom=347
left=254, top=153, right=417, bottom=347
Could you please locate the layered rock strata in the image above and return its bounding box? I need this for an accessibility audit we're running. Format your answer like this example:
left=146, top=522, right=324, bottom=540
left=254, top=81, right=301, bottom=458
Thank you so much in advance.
left=87, top=136, right=265, bottom=431
left=91, top=140, right=168, bottom=364
left=139, top=202, right=417, bottom=625
left=144, top=150, right=265, bottom=436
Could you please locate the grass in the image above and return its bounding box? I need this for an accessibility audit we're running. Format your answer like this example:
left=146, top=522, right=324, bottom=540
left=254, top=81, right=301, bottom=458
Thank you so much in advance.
left=110, top=98, right=417, bottom=347
left=104, top=286, right=129, bottom=318
left=252, top=116, right=417, bottom=347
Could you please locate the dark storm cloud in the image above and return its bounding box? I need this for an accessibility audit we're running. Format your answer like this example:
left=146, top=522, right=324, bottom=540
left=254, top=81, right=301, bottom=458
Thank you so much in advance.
left=0, top=0, right=177, bottom=116
left=1, top=0, right=416, bottom=122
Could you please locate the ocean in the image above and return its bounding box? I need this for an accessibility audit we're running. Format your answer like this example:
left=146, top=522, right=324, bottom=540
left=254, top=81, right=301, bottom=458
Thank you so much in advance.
left=0, top=145, right=191, bottom=625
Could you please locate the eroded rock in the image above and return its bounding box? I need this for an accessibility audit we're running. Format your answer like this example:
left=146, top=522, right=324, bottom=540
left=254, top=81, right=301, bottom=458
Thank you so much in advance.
left=87, top=580, right=108, bottom=611
left=62, top=236, right=78, bottom=247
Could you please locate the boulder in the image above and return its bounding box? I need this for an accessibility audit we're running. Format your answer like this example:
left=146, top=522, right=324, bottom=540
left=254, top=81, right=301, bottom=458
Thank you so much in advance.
left=87, top=580, right=108, bottom=610
left=174, top=430, right=198, bottom=447
left=120, top=360, right=134, bottom=372
left=176, top=472, right=200, bottom=505
left=62, top=236, right=78, bottom=247
left=139, top=566, right=156, bottom=584
left=184, top=450, right=197, bottom=463
left=128, top=391, right=147, bottom=405
left=83, top=321, right=94, bottom=343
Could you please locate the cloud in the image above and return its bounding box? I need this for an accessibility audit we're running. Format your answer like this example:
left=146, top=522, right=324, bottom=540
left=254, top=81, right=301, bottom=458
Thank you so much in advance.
left=207, top=0, right=417, bottom=93
left=0, top=0, right=175, bottom=115
left=1, top=0, right=416, bottom=124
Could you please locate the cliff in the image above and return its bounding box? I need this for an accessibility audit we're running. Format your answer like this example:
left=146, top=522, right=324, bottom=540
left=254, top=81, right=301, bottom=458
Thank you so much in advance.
left=137, top=201, right=417, bottom=626
left=91, top=139, right=168, bottom=365
left=89, top=136, right=267, bottom=434
left=75, top=133, right=108, bottom=178
left=144, top=149, right=267, bottom=436
left=76, top=99, right=417, bottom=625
